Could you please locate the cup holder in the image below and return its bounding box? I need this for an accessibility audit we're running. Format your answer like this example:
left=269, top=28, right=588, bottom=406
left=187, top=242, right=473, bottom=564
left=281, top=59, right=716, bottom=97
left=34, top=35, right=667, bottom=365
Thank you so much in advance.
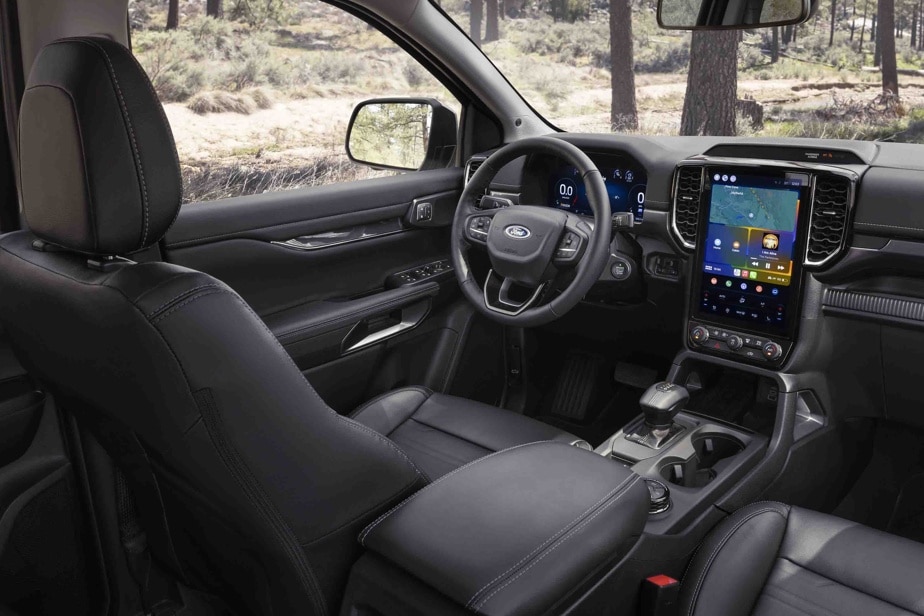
left=659, top=433, right=745, bottom=489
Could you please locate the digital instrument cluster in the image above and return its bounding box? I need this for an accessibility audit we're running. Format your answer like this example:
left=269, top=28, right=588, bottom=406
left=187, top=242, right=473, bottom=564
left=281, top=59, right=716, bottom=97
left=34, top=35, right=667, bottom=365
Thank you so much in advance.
left=548, top=164, right=647, bottom=220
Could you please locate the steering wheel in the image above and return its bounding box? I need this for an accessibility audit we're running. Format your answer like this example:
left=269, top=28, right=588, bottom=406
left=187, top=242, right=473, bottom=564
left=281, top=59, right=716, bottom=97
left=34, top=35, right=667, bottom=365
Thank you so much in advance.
left=450, top=137, right=612, bottom=327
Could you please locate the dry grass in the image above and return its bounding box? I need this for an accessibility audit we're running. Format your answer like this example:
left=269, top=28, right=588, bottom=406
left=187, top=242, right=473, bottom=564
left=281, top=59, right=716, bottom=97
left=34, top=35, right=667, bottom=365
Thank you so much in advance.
left=187, top=88, right=274, bottom=114
left=182, top=155, right=388, bottom=202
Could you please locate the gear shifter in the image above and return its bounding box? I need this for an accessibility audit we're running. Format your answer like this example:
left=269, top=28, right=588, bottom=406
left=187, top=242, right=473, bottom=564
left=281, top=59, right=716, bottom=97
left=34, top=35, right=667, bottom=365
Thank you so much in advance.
left=626, top=382, right=689, bottom=450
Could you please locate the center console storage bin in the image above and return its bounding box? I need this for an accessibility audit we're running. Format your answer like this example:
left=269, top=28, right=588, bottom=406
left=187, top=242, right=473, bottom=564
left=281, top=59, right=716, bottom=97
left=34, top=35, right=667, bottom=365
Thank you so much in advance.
left=341, top=441, right=650, bottom=616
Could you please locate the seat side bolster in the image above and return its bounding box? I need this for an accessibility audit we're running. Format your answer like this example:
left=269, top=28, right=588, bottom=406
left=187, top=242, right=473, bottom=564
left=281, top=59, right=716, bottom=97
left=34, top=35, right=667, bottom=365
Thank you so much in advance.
left=680, top=501, right=791, bottom=616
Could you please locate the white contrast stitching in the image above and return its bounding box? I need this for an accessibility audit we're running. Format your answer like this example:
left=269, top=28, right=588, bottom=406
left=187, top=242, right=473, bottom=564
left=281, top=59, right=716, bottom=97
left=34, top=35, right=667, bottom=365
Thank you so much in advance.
left=77, top=38, right=151, bottom=247
left=473, top=476, right=644, bottom=613
left=466, top=474, right=637, bottom=609
left=358, top=441, right=555, bottom=545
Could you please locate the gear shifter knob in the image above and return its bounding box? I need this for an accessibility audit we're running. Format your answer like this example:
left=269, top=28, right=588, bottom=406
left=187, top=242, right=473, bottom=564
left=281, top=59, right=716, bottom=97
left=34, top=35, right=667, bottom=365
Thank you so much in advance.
left=639, top=382, right=689, bottom=430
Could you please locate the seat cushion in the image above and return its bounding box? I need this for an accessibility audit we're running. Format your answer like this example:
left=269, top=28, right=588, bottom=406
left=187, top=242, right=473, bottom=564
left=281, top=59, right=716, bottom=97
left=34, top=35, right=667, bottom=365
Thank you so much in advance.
left=350, top=387, right=581, bottom=479
left=680, top=501, right=924, bottom=616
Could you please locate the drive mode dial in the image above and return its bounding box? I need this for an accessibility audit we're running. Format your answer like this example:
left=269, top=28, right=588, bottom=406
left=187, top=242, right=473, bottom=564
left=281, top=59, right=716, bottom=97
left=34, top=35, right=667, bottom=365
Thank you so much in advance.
left=690, top=326, right=709, bottom=345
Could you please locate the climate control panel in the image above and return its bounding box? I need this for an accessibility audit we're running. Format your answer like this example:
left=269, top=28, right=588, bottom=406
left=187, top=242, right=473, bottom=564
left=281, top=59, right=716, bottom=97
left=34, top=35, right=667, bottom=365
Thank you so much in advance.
left=688, top=321, right=791, bottom=367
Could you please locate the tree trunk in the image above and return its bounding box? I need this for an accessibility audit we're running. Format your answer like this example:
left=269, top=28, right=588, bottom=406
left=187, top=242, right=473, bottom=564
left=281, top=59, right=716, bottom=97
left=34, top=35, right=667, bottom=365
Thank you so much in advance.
left=166, top=0, right=179, bottom=29
left=829, top=0, right=837, bottom=45
left=913, top=8, right=918, bottom=48
left=470, top=0, right=483, bottom=46
left=879, top=0, right=899, bottom=95
left=206, top=0, right=223, bottom=18
left=485, top=0, right=500, bottom=41
left=772, top=27, right=780, bottom=62
left=610, top=0, right=638, bottom=130
left=681, top=30, right=738, bottom=136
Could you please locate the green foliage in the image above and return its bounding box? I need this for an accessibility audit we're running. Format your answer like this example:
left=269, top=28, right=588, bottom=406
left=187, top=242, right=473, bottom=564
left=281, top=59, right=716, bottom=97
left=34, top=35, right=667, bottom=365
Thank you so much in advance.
left=546, top=0, right=591, bottom=22
left=133, top=29, right=206, bottom=101
left=223, top=33, right=290, bottom=89
left=230, top=0, right=290, bottom=28
left=514, top=18, right=610, bottom=67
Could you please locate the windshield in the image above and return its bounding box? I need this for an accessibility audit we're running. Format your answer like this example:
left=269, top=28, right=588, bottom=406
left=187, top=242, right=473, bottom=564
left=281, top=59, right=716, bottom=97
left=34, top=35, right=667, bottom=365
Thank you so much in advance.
left=438, top=0, right=924, bottom=143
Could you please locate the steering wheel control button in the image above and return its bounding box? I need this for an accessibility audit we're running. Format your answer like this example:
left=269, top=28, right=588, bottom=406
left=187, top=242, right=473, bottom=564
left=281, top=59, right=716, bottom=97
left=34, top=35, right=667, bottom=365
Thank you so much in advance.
left=762, top=342, right=783, bottom=361
left=555, top=231, right=582, bottom=262
left=690, top=326, right=709, bottom=344
left=467, top=216, right=492, bottom=242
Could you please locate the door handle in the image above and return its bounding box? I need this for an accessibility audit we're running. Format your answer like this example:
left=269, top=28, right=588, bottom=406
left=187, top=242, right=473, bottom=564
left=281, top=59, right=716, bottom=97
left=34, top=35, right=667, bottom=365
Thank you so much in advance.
left=340, top=299, right=431, bottom=354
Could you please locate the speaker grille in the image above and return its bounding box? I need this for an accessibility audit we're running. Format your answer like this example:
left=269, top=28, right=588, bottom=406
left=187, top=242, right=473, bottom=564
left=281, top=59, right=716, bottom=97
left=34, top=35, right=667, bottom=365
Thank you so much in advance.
left=806, top=174, right=852, bottom=267
left=672, top=165, right=704, bottom=249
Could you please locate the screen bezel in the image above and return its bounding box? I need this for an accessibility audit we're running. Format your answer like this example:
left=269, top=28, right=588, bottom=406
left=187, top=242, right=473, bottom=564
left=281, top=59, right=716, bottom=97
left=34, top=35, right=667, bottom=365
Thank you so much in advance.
left=689, top=165, right=812, bottom=340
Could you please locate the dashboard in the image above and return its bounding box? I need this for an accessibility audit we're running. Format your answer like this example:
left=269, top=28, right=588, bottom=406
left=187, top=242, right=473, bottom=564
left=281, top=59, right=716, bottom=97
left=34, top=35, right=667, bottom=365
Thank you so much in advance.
left=472, top=133, right=924, bottom=376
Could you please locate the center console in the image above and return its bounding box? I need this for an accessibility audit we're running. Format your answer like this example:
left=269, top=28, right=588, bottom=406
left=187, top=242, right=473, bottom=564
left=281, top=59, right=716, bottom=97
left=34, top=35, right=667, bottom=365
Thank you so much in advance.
left=677, top=160, right=856, bottom=368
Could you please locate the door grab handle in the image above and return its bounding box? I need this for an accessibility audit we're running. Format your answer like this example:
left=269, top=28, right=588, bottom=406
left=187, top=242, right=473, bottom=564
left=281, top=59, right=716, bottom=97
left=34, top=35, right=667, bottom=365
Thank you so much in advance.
left=341, top=300, right=430, bottom=354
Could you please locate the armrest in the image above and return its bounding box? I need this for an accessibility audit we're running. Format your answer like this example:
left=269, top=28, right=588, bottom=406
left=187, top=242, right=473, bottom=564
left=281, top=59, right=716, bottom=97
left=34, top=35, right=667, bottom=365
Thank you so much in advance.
left=359, top=441, right=649, bottom=616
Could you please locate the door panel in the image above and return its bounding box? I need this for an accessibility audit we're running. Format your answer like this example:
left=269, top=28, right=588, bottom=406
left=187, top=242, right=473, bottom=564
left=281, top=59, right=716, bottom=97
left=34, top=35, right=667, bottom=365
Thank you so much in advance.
left=164, top=167, right=467, bottom=413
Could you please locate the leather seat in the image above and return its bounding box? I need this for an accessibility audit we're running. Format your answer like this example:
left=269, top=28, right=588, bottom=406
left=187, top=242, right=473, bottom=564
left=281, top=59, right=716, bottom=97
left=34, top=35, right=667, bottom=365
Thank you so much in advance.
left=351, top=387, right=581, bottom=479
left=681, top=501, right=924, bottom=616
left=0, top=37, right=577, bottom=614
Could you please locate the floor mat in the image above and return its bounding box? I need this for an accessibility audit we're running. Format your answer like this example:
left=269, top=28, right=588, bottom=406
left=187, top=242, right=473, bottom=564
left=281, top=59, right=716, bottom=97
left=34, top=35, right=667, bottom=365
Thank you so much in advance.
left=833, top=422, right=924, bottom=542
left=543, top=352, right=606, bottom=422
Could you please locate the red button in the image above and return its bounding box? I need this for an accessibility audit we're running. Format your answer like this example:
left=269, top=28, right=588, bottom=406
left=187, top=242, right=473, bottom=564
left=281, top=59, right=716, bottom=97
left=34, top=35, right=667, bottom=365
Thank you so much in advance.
left=646, top=574, right=679, bottom=588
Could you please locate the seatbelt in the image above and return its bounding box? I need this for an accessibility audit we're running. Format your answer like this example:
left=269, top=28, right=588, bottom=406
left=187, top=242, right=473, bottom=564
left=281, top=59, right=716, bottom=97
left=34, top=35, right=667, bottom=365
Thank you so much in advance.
left=115, top=468, right=179, bottom=616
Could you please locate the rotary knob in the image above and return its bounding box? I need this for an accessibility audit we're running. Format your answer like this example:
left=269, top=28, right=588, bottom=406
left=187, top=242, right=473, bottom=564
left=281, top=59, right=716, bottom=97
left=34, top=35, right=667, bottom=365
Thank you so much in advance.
left=690, top=326, right=709, bottom=345
left=763, top=341, right=783, bottom=361
left=727, top=335, right=743, bottom=350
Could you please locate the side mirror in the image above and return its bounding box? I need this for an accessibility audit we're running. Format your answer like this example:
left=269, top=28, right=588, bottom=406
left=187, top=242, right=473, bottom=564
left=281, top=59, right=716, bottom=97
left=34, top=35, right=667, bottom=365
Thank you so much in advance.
left=658, top=0, right=812, bottom=29
left=346, top=98, right=457, bottom=172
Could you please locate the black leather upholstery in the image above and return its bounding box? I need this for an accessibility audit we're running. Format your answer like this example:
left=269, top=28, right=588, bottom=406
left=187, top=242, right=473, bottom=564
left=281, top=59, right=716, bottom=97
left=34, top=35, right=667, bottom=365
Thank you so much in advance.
left=19, top=37, right=181, bottom=255
left=0, top=231, right=427, bottom=614
left=351, top=387, right=580, bottom=479
left=681, top=501, right=924, bottom=616
left=1, top=37, right=584, bottom=614
left=360, top=441, right=650, bottom=616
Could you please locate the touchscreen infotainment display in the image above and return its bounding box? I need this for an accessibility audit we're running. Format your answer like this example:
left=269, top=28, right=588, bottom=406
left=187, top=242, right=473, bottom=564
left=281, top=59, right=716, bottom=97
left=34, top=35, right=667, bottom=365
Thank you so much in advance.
left=695, top=170, right=809, bottom=335
left=548, top=164, right=646, bottom=220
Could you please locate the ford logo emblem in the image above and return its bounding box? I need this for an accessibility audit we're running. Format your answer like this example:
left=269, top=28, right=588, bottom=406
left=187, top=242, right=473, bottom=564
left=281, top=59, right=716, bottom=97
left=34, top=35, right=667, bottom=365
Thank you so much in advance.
left=504, top=225, right=531, bottom=239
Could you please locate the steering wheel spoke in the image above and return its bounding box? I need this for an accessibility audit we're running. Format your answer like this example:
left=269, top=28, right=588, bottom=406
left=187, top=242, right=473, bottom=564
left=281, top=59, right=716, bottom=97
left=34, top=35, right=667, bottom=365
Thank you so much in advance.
left=483, top=270, right=546, bottom=316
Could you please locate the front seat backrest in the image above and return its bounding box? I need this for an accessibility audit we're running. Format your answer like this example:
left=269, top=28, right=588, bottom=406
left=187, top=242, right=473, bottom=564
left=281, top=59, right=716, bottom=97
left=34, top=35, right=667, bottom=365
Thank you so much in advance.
left=0, top=37, right=425, bottom=615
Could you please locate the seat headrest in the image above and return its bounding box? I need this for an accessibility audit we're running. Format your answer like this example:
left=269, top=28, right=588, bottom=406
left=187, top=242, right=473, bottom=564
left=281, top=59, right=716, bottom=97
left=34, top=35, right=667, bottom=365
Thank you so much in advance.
left=19, top=37, right=182, bottom=255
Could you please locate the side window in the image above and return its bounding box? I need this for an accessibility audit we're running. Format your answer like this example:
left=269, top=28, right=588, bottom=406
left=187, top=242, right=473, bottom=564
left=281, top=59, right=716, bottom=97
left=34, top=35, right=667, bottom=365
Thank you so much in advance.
left=128, top=0, right=461, bottom=203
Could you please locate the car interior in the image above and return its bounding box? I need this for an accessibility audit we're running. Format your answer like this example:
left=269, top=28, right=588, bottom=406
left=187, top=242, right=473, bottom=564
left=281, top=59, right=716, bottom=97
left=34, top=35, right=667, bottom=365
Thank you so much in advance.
left=1, top=0, right=924, bottom=615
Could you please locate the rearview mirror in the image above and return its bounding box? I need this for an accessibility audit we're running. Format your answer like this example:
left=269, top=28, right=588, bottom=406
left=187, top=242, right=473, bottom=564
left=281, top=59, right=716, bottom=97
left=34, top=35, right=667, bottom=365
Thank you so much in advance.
left=346, top=98, right=457, bottom=172
left=658, top=0, right=812, bottom=29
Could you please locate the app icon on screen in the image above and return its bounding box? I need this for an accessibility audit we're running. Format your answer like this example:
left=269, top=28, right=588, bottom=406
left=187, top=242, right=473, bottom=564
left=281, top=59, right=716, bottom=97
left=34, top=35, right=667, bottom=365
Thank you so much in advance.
left=749, top=271, right=758, bottom=280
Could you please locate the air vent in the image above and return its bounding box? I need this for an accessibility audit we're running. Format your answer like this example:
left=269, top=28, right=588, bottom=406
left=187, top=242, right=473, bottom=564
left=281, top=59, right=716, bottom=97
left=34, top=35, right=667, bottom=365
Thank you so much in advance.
left=464, top=157, right=486, bottom=184
left=806, top=174, right=853, bottom=267
left=465, top=157, right=488, bottom=208
left=672, top=165, right=704, bottom=249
